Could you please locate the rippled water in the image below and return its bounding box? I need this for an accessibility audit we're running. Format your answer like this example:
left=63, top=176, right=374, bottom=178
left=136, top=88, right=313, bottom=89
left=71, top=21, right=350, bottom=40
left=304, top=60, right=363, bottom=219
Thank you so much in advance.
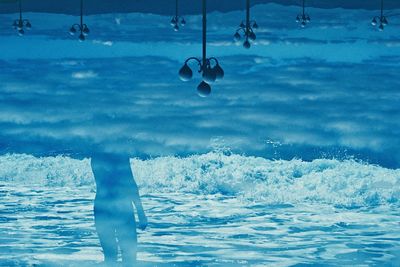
left=1, top=153, right=400, bottom=266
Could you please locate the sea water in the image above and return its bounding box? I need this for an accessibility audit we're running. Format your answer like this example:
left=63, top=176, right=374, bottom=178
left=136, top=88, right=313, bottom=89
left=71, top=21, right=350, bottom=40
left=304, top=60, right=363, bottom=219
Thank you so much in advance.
left=0, top=153, right=399, bottom=266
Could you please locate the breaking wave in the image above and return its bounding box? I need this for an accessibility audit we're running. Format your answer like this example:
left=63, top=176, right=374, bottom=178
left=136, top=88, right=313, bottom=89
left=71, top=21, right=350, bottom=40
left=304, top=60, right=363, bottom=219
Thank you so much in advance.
left=0, top=153, right=399, bottom=207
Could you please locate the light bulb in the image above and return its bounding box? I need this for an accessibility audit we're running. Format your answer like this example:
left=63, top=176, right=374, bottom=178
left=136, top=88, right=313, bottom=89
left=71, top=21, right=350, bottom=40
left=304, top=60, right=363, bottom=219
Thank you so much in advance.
left=179, top=64, right=193, bottom=81
left=234, top=32, right=241, bottom=42
left=69, top=26, right=77, bottom=35
left=83, top=26, right=90, bottom=35
left=382, top=17, right=388, bottom=26
left=203, top=65, right=217, bottom=84
left=79, top=33, right=85, bottom=41
left=249, top=31, right=256, bottom=41
left=243, top=40, right=251, bottom=49
left=213, top=64, right=224, bottom=80
left=197, top=81, right=211, bottom=97
left=170, top=17, right=177, bottom=26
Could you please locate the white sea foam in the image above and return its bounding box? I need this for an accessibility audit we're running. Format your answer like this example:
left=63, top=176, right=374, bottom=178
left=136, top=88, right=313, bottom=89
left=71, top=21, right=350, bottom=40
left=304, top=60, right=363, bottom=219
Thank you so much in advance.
left=132, top=153, right=400, bottom=207
left=0, top=153, right=399, bottom=207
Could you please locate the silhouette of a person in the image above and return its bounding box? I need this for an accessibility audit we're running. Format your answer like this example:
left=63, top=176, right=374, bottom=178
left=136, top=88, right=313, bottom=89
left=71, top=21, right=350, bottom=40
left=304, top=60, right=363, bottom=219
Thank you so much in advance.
left=91, top=152, right=147, bottom=265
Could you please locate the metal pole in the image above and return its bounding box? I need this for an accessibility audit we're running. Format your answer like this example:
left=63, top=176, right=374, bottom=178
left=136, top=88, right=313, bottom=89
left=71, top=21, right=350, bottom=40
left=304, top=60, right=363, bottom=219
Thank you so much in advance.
left=202, top=0, right=207, bottom=67
left=81, top=0, right=83, bottom=27
left=19, top=0, right=22, bottom=20
left=246, top=0, right=250, bottom=28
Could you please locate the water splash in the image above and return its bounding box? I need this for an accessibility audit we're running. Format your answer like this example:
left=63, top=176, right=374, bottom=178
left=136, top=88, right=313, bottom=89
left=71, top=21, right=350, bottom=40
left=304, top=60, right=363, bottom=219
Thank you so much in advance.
left=1, top=153, right=399, bottom=207
left=132, top=153, right=400, bottom=207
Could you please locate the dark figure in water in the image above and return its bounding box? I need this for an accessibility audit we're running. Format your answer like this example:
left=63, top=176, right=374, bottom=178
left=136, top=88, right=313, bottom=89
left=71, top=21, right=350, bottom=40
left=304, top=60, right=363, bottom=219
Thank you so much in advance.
left=91, top=152, right=147, bottom=265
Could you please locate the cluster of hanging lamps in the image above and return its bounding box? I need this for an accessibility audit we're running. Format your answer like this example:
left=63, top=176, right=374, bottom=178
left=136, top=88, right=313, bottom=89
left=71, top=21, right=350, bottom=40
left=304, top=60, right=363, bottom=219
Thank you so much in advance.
left=295, top=0, right=311, bottom=28
left=170, top=0, right=186, bottom=31
left=6, top=0, right=394, bottom=98
left=12, top=0, right=31, bottom=36
left=371, top=0, right=388, bottom=31
left=233, top=0, right=258, bottom=49
left=178, top=0, right=224, bottom=97
left=69, top=0, right=90, bottom=41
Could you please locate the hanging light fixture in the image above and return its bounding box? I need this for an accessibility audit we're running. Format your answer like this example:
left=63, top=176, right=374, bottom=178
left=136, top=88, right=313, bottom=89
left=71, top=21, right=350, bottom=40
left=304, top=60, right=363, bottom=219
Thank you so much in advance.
left=296, top=0, right=311, bottom=28
left=178, top=0, right=224, bottom=97
left=371, top=0, right=388, bottom=31
left=233, top=0, right=258, bottom=49
left=69, top=0, right=90, bottom=41
left=171, top=0, right=186, bottom=31
left=12, top=0, right=31, bottom=36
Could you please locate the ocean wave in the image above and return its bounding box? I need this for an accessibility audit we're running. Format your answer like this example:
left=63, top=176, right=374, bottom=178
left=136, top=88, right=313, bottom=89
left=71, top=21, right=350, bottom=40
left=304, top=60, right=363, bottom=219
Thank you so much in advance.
left=1, top=153, right=399, bottom=207
left=0, top=154, right=93, bottom=187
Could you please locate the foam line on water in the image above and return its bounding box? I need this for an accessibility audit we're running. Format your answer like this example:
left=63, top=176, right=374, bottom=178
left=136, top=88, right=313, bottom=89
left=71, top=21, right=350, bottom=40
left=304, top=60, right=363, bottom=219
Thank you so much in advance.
left=0, top=153, right=399, bottom=207
left=132, top=153, right=400, bottom=207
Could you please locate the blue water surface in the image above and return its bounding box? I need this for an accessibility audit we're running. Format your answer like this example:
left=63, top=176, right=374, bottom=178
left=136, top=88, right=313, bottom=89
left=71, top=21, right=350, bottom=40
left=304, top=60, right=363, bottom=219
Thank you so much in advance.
left=0, top=3, right=400, bottom=266
left=0, top=153, right=399, bottom=266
